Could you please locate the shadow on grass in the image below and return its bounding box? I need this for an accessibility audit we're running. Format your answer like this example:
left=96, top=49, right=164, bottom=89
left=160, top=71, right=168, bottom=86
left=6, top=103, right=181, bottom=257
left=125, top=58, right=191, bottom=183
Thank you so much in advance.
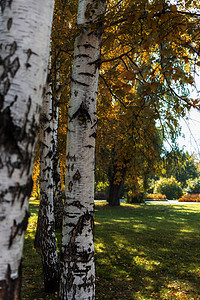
left=94, top=203, right=200, bottom=299
left=22, top=200, right=61, bottom=299
left=23, top=201, right=200, bottom=299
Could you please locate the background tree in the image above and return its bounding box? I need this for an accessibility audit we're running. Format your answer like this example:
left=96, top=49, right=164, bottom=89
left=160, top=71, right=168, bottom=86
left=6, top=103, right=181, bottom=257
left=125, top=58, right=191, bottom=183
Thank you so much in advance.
left=185, top=177, right=200, bottom=194
left=162, top=148, right=199, bottom=187
left=96, top=80, right=163, bottom=205
left=94, top=0, right=200, bottom=206
left=0, top=0, right=54, bottom=298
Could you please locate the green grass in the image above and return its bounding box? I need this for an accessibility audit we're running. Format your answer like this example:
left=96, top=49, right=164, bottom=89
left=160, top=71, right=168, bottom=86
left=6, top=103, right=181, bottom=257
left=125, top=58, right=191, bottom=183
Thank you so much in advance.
left=22, top=201, right=200, bottom=299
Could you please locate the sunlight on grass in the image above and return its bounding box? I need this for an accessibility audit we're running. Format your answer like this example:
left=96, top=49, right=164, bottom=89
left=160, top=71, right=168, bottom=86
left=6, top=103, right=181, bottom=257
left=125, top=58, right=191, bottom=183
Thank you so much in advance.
left=134, top=256, right=161, bottom=271
left=22, top=201, right=200, bottom=299
left=94, top=202, right=200, bottom=299
left=95, top=242, right=106, bottom=253
left=180, top=228, right=194, bottom=233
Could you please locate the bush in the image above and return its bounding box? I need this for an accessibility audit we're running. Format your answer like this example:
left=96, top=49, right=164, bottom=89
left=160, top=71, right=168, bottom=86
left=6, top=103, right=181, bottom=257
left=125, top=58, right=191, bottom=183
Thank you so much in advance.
left=185, top=177, right=200, bottom=194
left=126, top=191, right=145, bottom=203
left=146, top=193, right=167, bottom=200
left=95, top=181, right=109, bottom=199
left=94, top=191, right=107, bottom=200
left=178, top=194, right=200, bottom=202
left=154, top=177, right=183, bottom=200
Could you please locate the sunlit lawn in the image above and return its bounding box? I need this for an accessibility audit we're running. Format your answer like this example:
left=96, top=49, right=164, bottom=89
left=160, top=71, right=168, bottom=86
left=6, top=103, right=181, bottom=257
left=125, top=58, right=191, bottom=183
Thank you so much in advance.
left=22, top=200, right=200, bottom=299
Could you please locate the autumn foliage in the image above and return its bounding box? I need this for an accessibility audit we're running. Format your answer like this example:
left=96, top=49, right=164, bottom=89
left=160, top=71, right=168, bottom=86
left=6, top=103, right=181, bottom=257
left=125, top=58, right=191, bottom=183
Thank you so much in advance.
left=32, top=0, right=200, bottom=202
left=178, top=194, right=200, bottom=202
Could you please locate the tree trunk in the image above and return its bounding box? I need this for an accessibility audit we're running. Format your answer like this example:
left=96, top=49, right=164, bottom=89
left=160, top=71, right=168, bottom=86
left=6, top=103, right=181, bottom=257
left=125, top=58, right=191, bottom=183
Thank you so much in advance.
left=34, top=71, right=60, bottom=292
left=59, top=0, right=106, bottom=299
left=0, top=0, right=54, bottom=298
left=108, top=165, right=127, bottom=206
left=108, top=179, right=124, bottom=206
left=52, top=83, right=64, bottom=229
left=53, top=156, right=64, bottom=229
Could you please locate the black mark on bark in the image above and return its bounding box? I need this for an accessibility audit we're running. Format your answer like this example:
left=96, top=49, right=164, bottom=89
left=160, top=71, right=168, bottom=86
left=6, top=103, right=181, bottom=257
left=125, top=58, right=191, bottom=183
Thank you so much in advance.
left=0, top=94, right=4, bottom=110
left=9, top=209, right=30, bottom=248
left=0, top=42, right=18, bottom=82
left=77, top=43, right=95, bottom=49
left=91, top=119, right=98, bottom=129
left=25, top=48, right=38, bottom=69
left=74, top=54, right=91, bottom=59
left=89, top=132, right=97, bottom=138
left=66, top=153, right=76, bottom=162
left=70, top=102, right=91, bottom=123
left=68, top=201, right=84, bottom=209
left=78, top=72, right=94, bottom=77
left=73, top=170, right=81, bottom=181
left=68, top=181, right=73, bottom=192
left=0, top=261, right=22, bottom=300
left=3, top=78, right=10, bottom=95
left=9, top=41, right=17, bottom=56
left=71, top=77, right=89, bottom=87
left=10, top=57, right=20, bottom=77
left=0, top=0, right=13, bottom=13
left=0, top=105, right=22, bottom=156
left=7, top=18, right=12, bottom=30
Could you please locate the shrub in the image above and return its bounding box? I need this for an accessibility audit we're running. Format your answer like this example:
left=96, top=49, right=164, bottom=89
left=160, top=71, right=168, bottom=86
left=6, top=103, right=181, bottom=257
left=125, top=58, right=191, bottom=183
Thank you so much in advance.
left=178, top=194, right=200, bottom=202
left=146, top=193, right=167, bottom=200
left=95, top=181, right=109, bottom=199
left=126, top=191, right=145, bottom=203
left=154, top=176, right=183, bottom=200
left=185, top=177, right=200, bottom=194
left=94, top=191, right=107, bottom=200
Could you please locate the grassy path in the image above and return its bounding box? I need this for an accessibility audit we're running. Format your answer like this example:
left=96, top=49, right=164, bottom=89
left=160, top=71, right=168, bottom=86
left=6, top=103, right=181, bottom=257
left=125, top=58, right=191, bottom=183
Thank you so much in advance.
left=22, top=201, right=200, bottom=299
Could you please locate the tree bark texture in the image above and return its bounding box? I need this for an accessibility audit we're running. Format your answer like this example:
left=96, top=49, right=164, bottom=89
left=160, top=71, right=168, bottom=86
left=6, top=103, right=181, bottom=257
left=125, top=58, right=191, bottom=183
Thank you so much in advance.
left=0, top=0, right=54, bottom=298
left=34, top=72, right=60, bottom=292
left=59, top=0, right=106, bottom=299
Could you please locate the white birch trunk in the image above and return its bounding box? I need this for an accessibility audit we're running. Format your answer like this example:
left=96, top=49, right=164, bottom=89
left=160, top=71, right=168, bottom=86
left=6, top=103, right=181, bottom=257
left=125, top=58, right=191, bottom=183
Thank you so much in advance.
left=0, top=0, right=54, bottom=298
left=34, top=71, right=60, bottom=292
left=60, top=0, right=106, bottom=299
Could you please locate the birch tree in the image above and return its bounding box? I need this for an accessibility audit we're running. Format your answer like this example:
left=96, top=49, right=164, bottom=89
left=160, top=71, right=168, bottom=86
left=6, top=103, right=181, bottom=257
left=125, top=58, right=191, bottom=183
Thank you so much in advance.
left=59, top=0, right=107, bottom=299
left=34, top=71, right=60, bottom=292
left=0, top=0, right=54, bottom=298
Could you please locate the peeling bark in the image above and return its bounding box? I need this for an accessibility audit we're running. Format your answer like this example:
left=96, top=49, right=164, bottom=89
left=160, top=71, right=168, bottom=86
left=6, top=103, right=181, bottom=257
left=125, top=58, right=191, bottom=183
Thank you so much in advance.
left=60, top=0, right=107, bottom=299
left=0, top=0, right=54, bottom=298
